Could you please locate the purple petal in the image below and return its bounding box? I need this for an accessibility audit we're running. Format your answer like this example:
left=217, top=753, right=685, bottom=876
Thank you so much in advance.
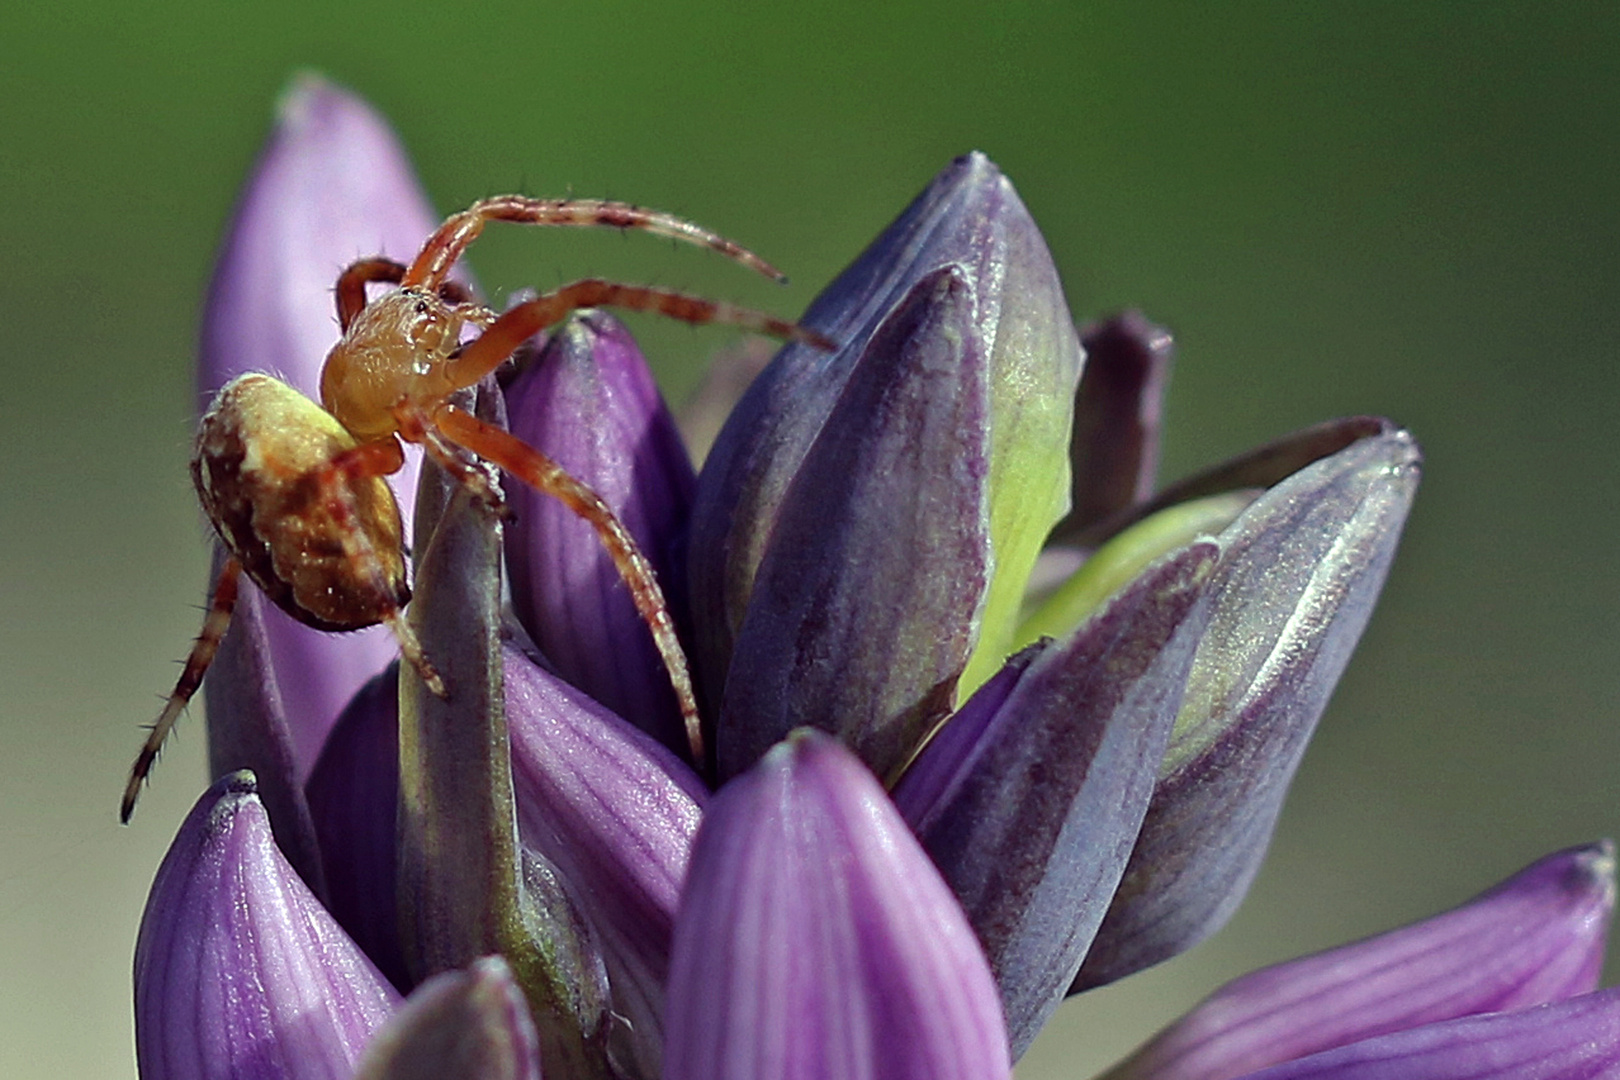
left=1110, top=844, right=1615, bottom=1080
left=1073, top=417, right=1392, bottom=550
left=1230, top=987, right=1620, bottom=1080
left=204, top=548, right=325, bottom=895
left=1057, top=311, right=1175, bottom=537
left=665, top=730, right=1010, bottom=1080
left=305, top=662, right=408, bottom=991
left=504, top=311, right=697, bottom=755
left=504, top=642, right=707, bottom=1078
left=716, top=265, right=992, bottom=781
left=199, top=74, right=442, bottom=774
left=1077, top=428, right=1422, bottom=989
left=689, top=152, right=1081, bottom=704
left=351, top=957, right=541, bottom=1080
left=135, top=772, right=400, bottom=1080
left=896, top=542, right=1218, bottom=1057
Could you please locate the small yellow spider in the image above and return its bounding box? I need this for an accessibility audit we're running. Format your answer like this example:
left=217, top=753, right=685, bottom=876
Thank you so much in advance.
left=121, top=195, right=830, bottom=822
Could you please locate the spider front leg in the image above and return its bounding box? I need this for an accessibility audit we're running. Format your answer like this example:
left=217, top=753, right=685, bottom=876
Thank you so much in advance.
left=429, top=402, right=707, bottom=764
left=336, top=257, right=479, bottom=332
left=121, top=556, right=242, bottom=823
left=402, top=195, right=793, bottom=292
left=436, top=279, right=834, bottom=395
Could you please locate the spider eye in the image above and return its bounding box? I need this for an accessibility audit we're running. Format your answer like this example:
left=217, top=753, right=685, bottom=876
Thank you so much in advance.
left=414, top=299, right=429, bottom=314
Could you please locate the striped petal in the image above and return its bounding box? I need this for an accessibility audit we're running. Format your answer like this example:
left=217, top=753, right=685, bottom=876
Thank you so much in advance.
left=504, top=310, right=697, bottom=756
left=665, top=730, right=1010, bottom=1080
left=134, top=772, right=400, bottom=1080
left=1109, top=844, right=1615, bottom=1080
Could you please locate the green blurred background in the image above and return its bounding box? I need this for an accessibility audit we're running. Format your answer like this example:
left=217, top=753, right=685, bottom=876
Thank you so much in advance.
left=2, top=2, right=1616, bottom=1076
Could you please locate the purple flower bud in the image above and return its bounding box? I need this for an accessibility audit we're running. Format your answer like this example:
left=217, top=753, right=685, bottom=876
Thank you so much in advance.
left=690, top=152, right=1082, bottom=737
left=199, top=74, right=444, bottom=776
left=305, top=661, right=408, bottom=991
left=895, top=542, right=1218, bottom=1056
left=1061, top=312, right=1175, bottom=534
left=135, top=772, right=400, bottom=1080
left=665, top=730, right=1011, bottom=1080
left=1077, top=426, right=1423, bottom=989
left=351, top=957, right=541, bottom=1080
left=715, top=265, right=994, bottom=780
left=1110, top=844, right=1615, bottom=1080
left=504, top=310, right=697, bottom=756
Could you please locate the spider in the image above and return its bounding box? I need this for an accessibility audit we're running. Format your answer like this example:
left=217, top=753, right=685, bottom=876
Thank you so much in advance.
left=120, top=195, right=832, bottom=822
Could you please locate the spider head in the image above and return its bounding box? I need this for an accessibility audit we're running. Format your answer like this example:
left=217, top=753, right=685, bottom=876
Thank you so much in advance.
left=320, top=287, right=465, bottom=440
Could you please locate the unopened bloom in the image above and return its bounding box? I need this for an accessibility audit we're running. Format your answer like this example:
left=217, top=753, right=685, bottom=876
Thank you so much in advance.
left=130, top=73, right=1607, bottom=1080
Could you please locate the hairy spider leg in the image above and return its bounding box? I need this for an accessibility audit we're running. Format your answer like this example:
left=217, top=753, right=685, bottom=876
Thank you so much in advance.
left=401, top=195, right=791, bottom=292
left=318, top=437, right=445, bottom=698
left=121, top=557, right=242, bottom=823
left=429, top=403, right=706, bottom=763
left=336, top=257, right=477, bottom=332
left=439, top=279, right=835, bottom=393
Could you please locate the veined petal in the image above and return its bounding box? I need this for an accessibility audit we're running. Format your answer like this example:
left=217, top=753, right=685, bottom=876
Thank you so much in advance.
left=665, top=730, right=1010, bottom=1080
left=690, top=152, right=1081, bottom=710
left=504, top=310, right=697, bottom=756
left=351, top=957, right=541, bottom=1080
left=896, top=542, right=1218, bottom=1057
left=134, top=772, right=400, bottom=1080
left=717, top=266, right=992, bottom=781
left=1077, top=427, right=1422, bottom=989
left=1229, top=987, right=1620, bottom=1080
left=199, top=73, right=442, bottom=776
left=1107, top=844, right=1615, bottom=1080
left=504, top=642, right=707, bottom=1079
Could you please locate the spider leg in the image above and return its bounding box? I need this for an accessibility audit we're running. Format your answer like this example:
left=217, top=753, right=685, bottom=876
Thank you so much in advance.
left=402, top=195, right=791, bottom=290
left=121, top=556, right=242, bottom=823
left=317, top=438, right=447, bottom=699
left=336, top=258, right=407, bottom=331
left=336, top=258, right=477, bottom=330
left=436, top=279, right=834, bottom=395
left=431, top=402, right=706, bottom=764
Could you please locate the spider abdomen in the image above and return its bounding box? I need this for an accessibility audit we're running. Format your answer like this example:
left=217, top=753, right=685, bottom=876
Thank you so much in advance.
left=193, top=373, right=410, bottom=632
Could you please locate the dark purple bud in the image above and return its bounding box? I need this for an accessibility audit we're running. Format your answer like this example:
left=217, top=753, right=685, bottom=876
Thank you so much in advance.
left=504, top=642, right=707, bottom=1078
left=135, top=772, right=400, bottom=1080
left=1058, top=312, right=1175, bottom=538
left=200, top=74, right=444, bottom=764
left=690, top=152, right=1082, bottom=712
left=716, top=266, right=992, bottom=780
left=351, top=958, right=541, bottom=1080
left=204, top=547, right=325, bottom=895
left=1108, top=843, right=1615, bottom=1080
left=1077, top=428, right=1422, bottom=989
left=504, top=311, right=698, bottom=755
left=305, top=661, right=408, bottom=990
left=896, top=542, right=1218, bottom=1056
left=665, top=730, right=1010, bottom=1080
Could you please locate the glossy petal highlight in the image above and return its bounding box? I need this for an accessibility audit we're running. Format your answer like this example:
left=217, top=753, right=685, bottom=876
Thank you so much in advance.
left=1079, top=427, right=1422, bottom=988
